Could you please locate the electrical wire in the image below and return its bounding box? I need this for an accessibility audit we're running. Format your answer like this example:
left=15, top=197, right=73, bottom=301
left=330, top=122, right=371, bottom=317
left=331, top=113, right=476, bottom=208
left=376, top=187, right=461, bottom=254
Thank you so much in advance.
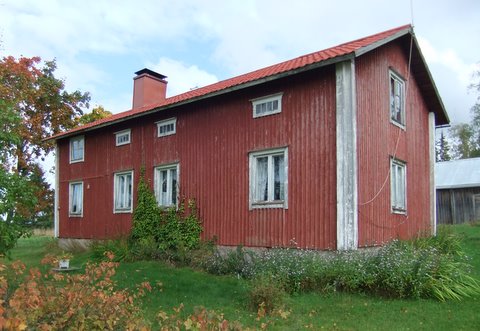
left=358, top=28, right=414, bottom=207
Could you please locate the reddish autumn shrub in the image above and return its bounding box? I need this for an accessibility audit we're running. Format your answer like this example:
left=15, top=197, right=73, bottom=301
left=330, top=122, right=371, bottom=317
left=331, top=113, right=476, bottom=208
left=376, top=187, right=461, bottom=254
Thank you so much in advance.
left=0, top=252, right=151, bottom=330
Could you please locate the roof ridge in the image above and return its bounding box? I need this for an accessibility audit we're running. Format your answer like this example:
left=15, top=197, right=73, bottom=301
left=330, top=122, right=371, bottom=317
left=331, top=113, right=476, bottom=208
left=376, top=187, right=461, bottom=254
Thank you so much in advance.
left=49, top=24, right=414, bottom=140
left=162, top=24, right=412, bottom=105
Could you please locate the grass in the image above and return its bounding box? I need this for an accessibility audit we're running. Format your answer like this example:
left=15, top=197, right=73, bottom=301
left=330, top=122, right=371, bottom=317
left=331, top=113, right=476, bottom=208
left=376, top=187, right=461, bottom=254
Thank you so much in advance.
left=3, top=224, right=480, bottom=330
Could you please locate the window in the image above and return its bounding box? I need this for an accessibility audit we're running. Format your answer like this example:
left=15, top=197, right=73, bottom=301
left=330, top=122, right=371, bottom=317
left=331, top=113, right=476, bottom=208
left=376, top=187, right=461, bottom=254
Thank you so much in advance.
left=69, top=182, right=83, bottom=216
left=389, top=70, right=405, bottom=126
left=249, top=147, right=288, bottom=209
left=391, top=158, right=406, bottom=213
left=114, top=171, right=133, bottom=213
left=70, top=136, right=84, bottom=163
left=157, top=118, right=176, bottom=137
left=251, top=93, right=283, bottom=118
left=154, top=164, right=179, bottom=207
left=115, top=129, right=131, bottom=146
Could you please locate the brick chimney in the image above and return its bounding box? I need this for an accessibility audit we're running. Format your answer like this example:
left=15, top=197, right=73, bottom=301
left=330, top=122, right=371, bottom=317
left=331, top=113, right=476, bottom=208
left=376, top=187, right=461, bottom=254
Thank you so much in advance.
left=132, top=68, right=167, bottom=109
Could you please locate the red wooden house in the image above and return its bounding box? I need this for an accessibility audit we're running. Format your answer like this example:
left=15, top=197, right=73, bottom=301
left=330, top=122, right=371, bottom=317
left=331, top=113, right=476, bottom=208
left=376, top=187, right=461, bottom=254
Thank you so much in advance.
left=50, top=25, right=449, bottom=250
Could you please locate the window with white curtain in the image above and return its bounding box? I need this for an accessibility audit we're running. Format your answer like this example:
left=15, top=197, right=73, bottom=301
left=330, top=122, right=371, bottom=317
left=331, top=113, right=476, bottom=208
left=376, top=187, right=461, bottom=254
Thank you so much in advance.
left=154, top=164, right=179, bottom=207
left=389, top=70, right=405, bottom=127
left=391, top=158, right=406, bottom=213
left=70, top=136, right=84, bottom=163
left=69, top=182, right=83, bottom=216
left=249, top=147, right=288, bottom=209
left=114, top=171, right=133, bottom=213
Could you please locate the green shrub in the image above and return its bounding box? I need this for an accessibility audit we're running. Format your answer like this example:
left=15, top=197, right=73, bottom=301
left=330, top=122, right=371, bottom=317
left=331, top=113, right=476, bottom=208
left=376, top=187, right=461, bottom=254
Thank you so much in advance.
left=248, top=274, right=285, bottom=313
left=130, top=171, right=161, bottom=244
left=203, top=245, right=255, bottom=276
left=129, top=169, right=203, bottom=264
left=204, top=236, right=480, bottom=301
left=91, top=237, right=131, bottom=262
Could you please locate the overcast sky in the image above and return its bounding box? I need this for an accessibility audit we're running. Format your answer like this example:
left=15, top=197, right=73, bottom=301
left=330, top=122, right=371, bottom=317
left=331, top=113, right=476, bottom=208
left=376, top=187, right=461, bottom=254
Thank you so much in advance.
left=2, top=0, right=478, bottom=186
left=1, top=0, right=479, bottom=125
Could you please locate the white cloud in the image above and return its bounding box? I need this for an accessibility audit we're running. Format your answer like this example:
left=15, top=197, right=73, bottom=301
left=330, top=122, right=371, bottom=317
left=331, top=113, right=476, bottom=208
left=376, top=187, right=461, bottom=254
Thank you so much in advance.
left=418, top=37, right=476, bottom=87
left=149, top=57, right=218, bottom=97
left=1, top=0, right=479, bottom=124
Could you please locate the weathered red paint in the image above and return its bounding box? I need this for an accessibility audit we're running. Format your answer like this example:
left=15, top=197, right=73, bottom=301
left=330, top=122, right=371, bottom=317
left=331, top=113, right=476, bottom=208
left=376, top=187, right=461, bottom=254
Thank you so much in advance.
left=58, top=67, right=338, bottom=249
left=356, top=40, right=432, bottom=246
left=56, top=27, right=446, bottom=250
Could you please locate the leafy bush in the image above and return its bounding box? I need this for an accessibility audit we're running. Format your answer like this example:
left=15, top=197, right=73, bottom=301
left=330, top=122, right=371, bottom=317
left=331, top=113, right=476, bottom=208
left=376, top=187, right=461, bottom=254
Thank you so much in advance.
left=409, top=225, right=463, bottom=256
left=130, top=171, right=161, bottom=244
left=91, top=237, right=131, bottom=262
left=203, top=235, right=480, bottom=301
left=0, top=252, right=151, bottom=330
left=203, top=246, right=254, bottom=276
left=128, top=170, right=203, bottom=263
left=248, top=274, right=285, bottom=313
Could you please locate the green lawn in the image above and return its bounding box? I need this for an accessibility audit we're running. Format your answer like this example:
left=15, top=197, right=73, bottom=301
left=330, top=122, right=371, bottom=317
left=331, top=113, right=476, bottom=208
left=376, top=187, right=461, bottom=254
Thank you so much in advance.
left=3, top=224, right=480, bottom=330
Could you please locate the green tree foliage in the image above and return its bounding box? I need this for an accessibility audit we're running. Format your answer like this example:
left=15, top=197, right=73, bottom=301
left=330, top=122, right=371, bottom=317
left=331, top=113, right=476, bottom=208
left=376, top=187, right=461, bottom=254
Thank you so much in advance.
left=0, top=101, right=36, bottom=254
left=0, top=56, right=90, bottom=167
left=436, top=131, right=452, bottom=162
left=78, top=105, right=112, bottom=125
left=450, top=123, right=479, bottom=159
left=0, top=56, right=89, bottom=252
left=449, top=67, right=480, bottom=159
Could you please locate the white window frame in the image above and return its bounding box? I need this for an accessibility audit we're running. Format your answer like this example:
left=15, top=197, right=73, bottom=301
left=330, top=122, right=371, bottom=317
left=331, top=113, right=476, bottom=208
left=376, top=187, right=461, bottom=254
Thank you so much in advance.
left=154, top=163, right=179, bottom=208
left=249, top=147, right=288, bottom=210
left=389, top=70, right=406, bottom=128
left=115, top=129, right=131, bottom=146
left=113, top=170, right=134, bottom=213
left=69, top=136, right=84, bottom=163
left=156, top=118, right=176, bottom=137
left=391, top=158, right=407, bottom=214
left=69, top=181, right=83, bottom=217
left=251, top=92, right=283, bottom=118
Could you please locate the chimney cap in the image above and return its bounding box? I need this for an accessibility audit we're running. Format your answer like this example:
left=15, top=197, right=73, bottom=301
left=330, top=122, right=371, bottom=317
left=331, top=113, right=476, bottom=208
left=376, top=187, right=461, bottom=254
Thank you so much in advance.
left=134, top=68, right=167, bottom=80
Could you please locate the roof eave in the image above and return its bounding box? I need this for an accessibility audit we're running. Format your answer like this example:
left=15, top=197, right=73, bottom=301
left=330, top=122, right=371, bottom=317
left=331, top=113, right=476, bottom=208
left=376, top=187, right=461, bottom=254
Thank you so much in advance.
left=410, top=35, right=450, bottom=125
left=49, top=53, right=355, bottom=141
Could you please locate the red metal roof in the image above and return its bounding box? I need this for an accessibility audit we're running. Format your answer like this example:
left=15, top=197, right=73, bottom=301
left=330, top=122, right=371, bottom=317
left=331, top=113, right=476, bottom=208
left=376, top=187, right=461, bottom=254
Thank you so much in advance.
left=51, top=24, right=431, bottom=140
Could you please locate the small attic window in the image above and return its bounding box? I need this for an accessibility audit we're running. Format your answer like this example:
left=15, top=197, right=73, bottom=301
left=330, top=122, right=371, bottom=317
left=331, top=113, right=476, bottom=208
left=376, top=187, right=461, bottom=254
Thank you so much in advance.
left=156, top=118, right=176, bottom=137
left=251, top=93, right=283, bottom=118
left=115, top=129, right=131, bottom=146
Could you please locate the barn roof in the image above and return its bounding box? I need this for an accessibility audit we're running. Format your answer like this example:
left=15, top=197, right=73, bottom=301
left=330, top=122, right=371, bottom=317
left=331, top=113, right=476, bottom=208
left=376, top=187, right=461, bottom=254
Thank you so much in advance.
left=49, top=24, right=449, bottom=141
left=436, top=158, right=480, bottom=189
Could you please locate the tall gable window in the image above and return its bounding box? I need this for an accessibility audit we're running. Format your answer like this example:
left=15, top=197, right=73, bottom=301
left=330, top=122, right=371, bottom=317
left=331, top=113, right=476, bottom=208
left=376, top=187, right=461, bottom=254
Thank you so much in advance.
left=114, top=171, right=133, bottom=213
left=69, top=181, right=83, bottom=217
left=389, top=70, right=405, bottom=126
left=157, top=118, right=176, bottom=137
left=70, top=136, right=84, bottom=163
left=115, top=129, right=131, bottom=146
left=251, top=93, right=283, bottom=118
left=249, top=147, right=288, bottom=209
left=154, top=163, right=179, bottom=207
left=391, top=158, right=406, bottom=213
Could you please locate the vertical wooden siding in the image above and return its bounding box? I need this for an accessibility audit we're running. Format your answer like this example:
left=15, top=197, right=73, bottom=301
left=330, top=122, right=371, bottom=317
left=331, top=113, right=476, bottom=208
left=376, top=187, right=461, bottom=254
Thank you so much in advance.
left=58, top=67, right=337, bottom=249
left=437, top=188, right=480, bottom=224
left=356, top=41, right=432, bottom=246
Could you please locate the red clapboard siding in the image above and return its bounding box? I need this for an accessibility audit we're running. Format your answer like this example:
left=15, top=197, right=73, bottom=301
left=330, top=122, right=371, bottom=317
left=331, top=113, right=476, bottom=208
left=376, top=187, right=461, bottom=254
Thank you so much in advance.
left=356, top=42, right=432, bottom=247
left=58, top=67, right=338, bottom=249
